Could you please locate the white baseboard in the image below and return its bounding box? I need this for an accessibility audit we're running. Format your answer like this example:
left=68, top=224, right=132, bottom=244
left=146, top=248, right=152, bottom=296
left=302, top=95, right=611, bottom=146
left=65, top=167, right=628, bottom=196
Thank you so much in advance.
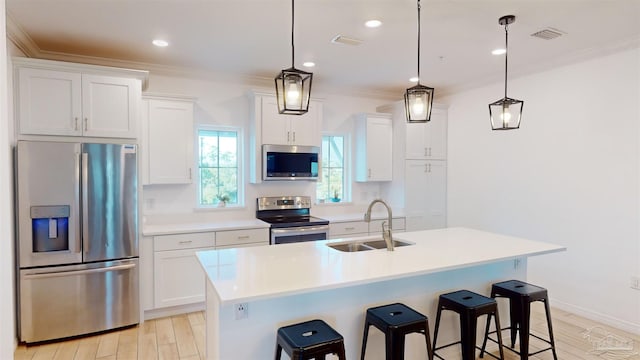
left=143, top=302, right=205, bottom=321
left=551, top=298, right=640, bottom=335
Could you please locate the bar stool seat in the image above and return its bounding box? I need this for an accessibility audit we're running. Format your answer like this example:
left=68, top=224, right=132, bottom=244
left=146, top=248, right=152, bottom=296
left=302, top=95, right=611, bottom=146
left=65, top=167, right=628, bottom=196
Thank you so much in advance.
left=480, top=280, right=558, bottom=360
left=275, top=319, right=346, bottom=360
left=360, top=302, right=433, bottom=360
left=432, top=290, right=504, bottom=360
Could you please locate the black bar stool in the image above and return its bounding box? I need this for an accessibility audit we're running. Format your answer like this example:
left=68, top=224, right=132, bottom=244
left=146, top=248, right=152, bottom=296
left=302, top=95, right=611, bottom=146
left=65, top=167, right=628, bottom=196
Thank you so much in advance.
left=275, top=319, right=346, bottom=360
left=480, top=280, right=558, bottom=360
left=360, top=302, right=433, bottom=360
left=432, top=290, right=504, bottom=360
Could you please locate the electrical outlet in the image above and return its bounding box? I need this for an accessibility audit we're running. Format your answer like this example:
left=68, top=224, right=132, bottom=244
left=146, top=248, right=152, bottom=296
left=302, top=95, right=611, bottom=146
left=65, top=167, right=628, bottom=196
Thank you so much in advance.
left=631, top=276, right=640, bottom=290
left=235, top=303, right=248, bottom=320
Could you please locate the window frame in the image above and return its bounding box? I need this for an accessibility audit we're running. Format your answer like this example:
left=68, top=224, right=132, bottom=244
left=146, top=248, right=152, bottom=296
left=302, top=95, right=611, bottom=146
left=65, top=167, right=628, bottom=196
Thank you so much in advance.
left=195, top=124, right=244, bottom=209
left=316, top=133, right=351, bottom=204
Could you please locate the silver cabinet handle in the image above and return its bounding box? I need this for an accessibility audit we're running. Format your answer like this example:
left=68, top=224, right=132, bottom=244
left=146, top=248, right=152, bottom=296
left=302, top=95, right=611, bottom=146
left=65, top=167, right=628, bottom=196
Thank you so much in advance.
left=428, top=147, right=432, bottom=157
left=368, top=169, right=372, bottom=178
left=287, top=131, right=290, bottom=142
left=344, top=227, right=355, bottom=231
left=424, top=147, right=428, bottom=157
left=293, top=131, right=296, bottom=142
left=428, top=163, right=431, bottom=172
left=74, top=117, right=79, bottom=131
left=424, top=164, right=428, bottom=173
left=237, top=235, right=250, bottom=240
left=179, top=240, right=193, bottom=244
left=84, top=117, right=88, bottom=131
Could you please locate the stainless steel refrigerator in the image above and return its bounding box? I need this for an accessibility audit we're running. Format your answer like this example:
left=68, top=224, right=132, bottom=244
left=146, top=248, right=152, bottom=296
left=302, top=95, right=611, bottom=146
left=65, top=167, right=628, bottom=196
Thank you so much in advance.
left=16, top=141, right=139, bottom=343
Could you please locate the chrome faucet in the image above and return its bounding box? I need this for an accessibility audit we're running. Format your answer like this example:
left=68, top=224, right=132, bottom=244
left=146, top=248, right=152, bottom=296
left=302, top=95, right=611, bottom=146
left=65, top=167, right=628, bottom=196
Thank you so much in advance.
left=364, top=199, right=394, bottom=251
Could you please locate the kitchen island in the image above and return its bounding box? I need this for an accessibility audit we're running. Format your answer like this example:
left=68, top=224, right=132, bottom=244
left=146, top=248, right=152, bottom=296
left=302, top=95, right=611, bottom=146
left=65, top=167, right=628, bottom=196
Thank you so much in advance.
left=196, top=227, right=565, bottom=360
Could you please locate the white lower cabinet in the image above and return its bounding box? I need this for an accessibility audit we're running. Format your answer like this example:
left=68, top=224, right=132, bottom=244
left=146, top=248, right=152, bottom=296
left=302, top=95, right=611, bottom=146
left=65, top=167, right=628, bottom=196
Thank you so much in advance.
left=153, top=232, right=215, bottom=309
left=150, top=227, right=269, bottom=310
left=329, top=217, right=405, bottom=239
left=216, top=228, right=268, bottom=248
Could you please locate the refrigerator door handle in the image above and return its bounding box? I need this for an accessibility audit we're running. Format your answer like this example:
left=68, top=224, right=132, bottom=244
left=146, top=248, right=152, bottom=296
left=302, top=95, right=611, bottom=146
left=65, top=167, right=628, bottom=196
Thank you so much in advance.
left=81, top=152, right=89, bottom=255
left=23, top=263, right=136, bottom=280
left=74, top=150, right=82, bottom=256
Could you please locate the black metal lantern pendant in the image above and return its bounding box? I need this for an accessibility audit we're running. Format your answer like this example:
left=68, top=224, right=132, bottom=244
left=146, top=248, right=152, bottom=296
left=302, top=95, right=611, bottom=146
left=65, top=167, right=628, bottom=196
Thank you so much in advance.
left=275, top=0, right=312, bottom=115
left=489, top=15, right=523, bottom=130
left=405, top=0, right=434, bottom=123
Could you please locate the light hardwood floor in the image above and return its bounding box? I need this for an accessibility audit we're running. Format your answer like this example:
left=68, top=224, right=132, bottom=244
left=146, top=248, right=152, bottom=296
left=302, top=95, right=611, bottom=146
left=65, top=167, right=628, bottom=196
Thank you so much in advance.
left=14, top=307, right=640, bottom=359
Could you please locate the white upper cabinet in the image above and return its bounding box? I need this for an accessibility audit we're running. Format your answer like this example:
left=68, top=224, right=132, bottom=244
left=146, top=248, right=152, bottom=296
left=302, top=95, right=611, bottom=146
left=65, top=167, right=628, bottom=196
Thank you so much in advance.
left=354, top=113, right=393, bottom=182
left=14, top=57, right=147, bottom=139
left=260, top=96, right=321, bottom=146
left=142, top=95, right=195, bottom=185
left=248, top=91, right=323, bottom=183
left=17, top=67, right=83, bottom=136
left=81, top=74, right=139, bottom=138
left=405, top=107, right=448, bottom=160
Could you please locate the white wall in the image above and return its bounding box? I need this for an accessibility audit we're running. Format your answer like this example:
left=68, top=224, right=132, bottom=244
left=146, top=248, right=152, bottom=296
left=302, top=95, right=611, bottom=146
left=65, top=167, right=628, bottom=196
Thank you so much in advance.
left=142, top=74, right=395, bottom=224
left=445, top=48, right=640, bottom=333
left=1, top=0, right=17, bottom=356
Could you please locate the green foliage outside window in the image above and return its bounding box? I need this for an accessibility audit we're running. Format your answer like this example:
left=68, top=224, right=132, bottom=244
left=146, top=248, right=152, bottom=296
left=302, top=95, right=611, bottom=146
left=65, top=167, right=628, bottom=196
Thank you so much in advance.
left=198, top=129, right=239, bottom=206
left=316, top=135, right=345, bottom=202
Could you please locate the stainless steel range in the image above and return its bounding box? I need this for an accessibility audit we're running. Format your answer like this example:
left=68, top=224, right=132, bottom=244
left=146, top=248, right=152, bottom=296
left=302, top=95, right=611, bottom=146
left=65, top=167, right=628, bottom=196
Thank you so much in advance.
left=256, top=196, right=329, bottom=244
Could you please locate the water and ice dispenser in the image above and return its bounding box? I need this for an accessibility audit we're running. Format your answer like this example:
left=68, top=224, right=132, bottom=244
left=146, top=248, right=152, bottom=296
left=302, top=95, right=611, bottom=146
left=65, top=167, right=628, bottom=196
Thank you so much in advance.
left=31, top=205, right=70, bottom=252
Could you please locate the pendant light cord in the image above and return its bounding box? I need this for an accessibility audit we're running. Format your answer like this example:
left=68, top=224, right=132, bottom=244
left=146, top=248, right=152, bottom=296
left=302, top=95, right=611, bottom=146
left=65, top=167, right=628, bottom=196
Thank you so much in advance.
left=417, top=0, right=421, bottom=82
left=291, top=0, right=295, bottom=68
left=504, top=22, right=509, bottom=98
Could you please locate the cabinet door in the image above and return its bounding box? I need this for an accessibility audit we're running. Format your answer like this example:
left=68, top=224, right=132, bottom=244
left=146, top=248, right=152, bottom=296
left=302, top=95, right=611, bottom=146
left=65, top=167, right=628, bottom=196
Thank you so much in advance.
left=355, top=114, right=393, bottom=182
left=288, top=102, right=321, bottom=146
left=405, top=108, right=447, bottom=160
left=405, top=160, right=447, bottom=231
left=154, top=247, right=213, bottom=308
left=261, top=98, right=291, bottom=145
left=82, top=74, right=139, bottom=138
left=147, top=99, right=194, bottom=184
left=329, top=221, right=368, bottom=239
left=17, top=67, right=82, bottom=136
left=261, top=97, right=321, bottom=146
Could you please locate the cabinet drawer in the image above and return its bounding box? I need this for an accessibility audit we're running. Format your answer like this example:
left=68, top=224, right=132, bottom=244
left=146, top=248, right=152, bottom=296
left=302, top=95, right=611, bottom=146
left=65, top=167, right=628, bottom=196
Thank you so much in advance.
left=154, top=232, right=215, bottom=252
left=368, top=217, right=406, bottom=232
left=330, top=221, right=368, bottom=237
left=216, top=228, right=268, bottom=247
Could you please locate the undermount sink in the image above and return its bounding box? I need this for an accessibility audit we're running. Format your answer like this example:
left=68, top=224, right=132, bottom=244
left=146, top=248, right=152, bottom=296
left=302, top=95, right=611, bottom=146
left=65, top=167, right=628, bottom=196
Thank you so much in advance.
left=327, top=238, right=414, bottom=252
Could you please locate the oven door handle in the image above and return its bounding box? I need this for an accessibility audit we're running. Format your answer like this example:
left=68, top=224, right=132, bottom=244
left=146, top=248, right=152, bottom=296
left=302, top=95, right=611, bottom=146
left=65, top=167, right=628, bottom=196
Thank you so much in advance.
left=271, top=225, right=329, bottom=236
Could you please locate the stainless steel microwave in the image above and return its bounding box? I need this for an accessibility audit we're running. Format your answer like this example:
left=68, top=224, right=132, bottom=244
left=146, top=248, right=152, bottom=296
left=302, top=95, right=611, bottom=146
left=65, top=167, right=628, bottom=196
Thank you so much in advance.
left=262, top=144, right=320, bottom=181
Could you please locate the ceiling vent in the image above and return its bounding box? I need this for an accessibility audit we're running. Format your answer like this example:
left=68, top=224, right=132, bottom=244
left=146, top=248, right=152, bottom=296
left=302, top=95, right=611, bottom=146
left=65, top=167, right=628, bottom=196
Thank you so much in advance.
left=331, top=35, right=362, bottom=46
left=530, top=27, right=565, bottom=40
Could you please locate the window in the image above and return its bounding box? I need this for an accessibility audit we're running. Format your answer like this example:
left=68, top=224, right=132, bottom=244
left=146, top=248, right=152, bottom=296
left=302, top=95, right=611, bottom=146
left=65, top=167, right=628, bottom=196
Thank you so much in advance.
left=316, top=135, right=348, bottom=203
left=197, top=127, right=241, bottom=207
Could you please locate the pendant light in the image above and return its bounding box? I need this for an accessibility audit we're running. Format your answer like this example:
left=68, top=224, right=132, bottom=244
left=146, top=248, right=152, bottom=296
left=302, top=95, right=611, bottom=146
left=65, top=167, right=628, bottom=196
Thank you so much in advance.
left=274, top=0, right=312, bottom=115
left=489, top=15, right=523, bottom=130
left=404, top=0, right=434, bottom=123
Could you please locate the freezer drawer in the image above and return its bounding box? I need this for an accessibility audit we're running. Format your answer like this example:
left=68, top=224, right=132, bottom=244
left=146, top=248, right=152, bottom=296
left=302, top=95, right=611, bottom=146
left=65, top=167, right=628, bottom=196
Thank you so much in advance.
left=18, top=259, right=139, bottom=343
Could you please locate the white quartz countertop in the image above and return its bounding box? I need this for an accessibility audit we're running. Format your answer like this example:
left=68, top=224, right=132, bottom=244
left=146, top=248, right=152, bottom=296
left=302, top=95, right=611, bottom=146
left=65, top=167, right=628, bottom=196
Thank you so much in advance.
left=143, top=219, right=269, bottom=236
left=196, top=227, right=566, bottom=305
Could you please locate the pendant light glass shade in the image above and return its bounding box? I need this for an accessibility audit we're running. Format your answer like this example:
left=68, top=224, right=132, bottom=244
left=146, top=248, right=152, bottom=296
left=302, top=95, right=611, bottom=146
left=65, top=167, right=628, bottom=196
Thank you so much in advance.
left=405, top=84, right=434, bottom=122
left=275, top=0, right=312, bottom=115
left=405, top=0, right=434, bottom=123
left=489, top=15, right=523, bottom=130
left=275, top=67, right=312, bottom=115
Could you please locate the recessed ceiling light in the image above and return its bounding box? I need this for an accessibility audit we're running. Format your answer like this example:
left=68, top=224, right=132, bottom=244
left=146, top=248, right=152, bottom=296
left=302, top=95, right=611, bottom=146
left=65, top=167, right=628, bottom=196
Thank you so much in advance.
left=365, top=19, right=382, bottom=28
left=409, top=77, right=419, bottom=83
left=303, top=62, right=315, bottom=68
left=492, top=48, right=506, bottom=55
left=152, top=39, right=169, bottom=47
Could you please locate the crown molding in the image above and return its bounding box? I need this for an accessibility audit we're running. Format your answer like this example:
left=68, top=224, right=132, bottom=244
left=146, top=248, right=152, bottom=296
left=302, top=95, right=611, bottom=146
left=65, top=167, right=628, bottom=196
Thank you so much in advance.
left=6, top=14, right=41, bottom=57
